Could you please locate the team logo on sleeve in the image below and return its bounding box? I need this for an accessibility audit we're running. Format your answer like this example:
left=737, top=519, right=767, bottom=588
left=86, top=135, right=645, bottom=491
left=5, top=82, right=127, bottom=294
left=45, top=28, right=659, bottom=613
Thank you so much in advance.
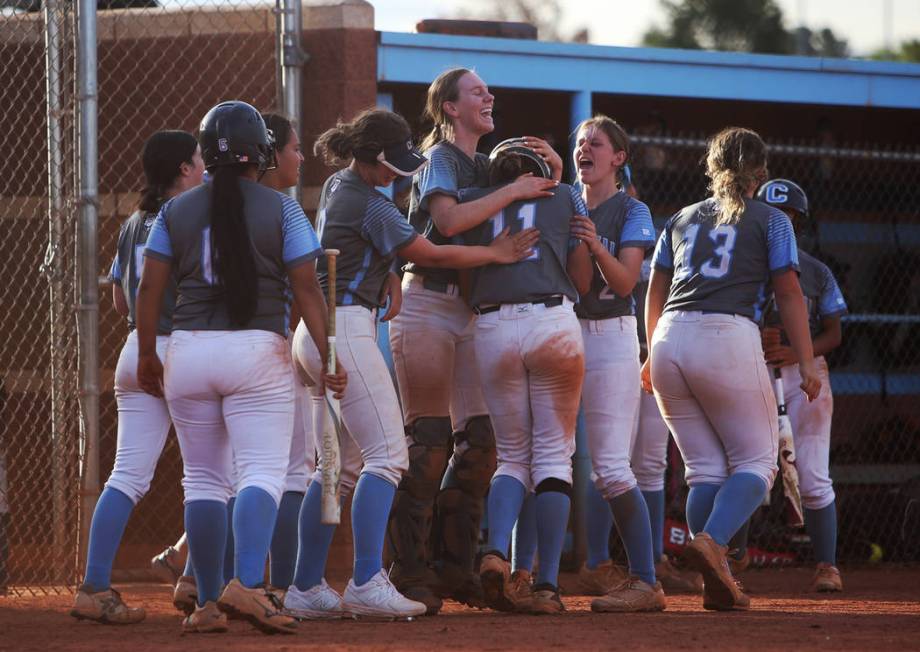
left=765, top=183, right=789, bottom=204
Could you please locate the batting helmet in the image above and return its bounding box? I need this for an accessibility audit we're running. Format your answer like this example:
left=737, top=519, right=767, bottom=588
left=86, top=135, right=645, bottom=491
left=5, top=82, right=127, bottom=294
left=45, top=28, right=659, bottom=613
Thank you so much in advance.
left=756, top=178, right=809, bottom=217
left=199, top=101, right=275, bottom=172
left=488, top=138, right=552, bottom=179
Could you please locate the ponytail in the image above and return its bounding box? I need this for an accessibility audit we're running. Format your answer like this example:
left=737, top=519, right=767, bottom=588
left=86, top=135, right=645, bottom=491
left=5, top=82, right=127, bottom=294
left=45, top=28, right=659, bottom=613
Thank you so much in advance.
left=138, top=182, right=169, bottom=213
left=705, top=127, right=768, bottom=226
left=209, top=165, right=258, bottom=326
left=137, top=130, right=198, bottom=214
left=420, top=67, right=471, bottom=152
left=313, top=121, right=359, bottom=167
left=314, top=109, right=414, bottom=168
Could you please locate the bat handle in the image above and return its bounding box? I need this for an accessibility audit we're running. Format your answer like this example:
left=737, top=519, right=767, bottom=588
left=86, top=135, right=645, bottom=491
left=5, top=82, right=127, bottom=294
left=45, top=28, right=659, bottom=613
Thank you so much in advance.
left=324, top=248, right=340, bottom=375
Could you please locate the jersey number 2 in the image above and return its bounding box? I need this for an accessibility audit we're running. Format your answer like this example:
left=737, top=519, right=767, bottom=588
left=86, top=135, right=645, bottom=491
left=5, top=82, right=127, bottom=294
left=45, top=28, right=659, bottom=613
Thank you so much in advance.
left=677, top=224, right=737, bottom=280
left=491, top=203, right=539, bottom=261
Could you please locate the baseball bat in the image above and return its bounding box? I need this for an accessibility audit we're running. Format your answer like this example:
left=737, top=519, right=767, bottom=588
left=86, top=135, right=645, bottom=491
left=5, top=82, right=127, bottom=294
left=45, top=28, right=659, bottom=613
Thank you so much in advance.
left=774, top=366, right=805, bottom=528
left=320, top=248, right=342, bottom=525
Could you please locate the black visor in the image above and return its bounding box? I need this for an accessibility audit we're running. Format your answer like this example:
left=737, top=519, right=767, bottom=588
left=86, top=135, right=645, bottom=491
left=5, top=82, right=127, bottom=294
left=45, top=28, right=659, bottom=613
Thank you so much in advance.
left=377, top=139, right=428, bottom=176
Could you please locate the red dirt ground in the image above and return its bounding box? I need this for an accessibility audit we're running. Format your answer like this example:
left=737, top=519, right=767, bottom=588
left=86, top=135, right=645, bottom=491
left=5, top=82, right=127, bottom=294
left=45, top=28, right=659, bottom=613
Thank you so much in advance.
left=1, top=567, right=918, bottom=651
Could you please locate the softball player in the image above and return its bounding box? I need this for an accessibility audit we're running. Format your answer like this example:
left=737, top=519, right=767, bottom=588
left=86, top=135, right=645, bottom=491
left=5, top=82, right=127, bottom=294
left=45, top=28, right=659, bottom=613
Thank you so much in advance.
left=643, top=127, right=821, bottom=611
left=71, top=130, right=204, bottom=625
left=387, top=67, right=562, bottom=614
left=756, top=178, right=846, bottom=592
left=464, top=141, right=592, bottom=615
left=568, top=116, right=663, bottom=612
left=137, top=101, right=345, bottom=635
left=286, top=109, right=538, bottom=620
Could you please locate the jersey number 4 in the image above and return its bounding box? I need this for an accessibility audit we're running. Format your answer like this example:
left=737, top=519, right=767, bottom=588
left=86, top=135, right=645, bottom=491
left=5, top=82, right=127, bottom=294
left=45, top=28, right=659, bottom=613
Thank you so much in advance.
left=676, top=224, right=737, bottom=280
left=490, top=203, right=539, bottom=261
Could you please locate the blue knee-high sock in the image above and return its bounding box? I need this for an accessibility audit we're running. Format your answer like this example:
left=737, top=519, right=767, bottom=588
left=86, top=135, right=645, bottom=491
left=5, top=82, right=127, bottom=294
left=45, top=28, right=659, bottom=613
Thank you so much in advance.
left=183, top=542, right=195, bottom=578
left=511, top=493, right=537, bottom=572
left=486, top=475, right=527, bottom=557
left=805, top=501, right=838, bottom=565
left=728, top=519, right=751, bottom=559
left=185, top=500, right=228, bottom=605
left=704, top=473, right=768, bottom=546
left=352, top=473, right=397, bottom=586
left=686, top=483, right=721, bottom=535
left=223, top=497, right=236, bottom=585
left=292, top=482, right=338, bottom=591
left=535, top=491, right=570, bottom=588
left=83, top=487, right=135, bottom=591
left=609, top=488, right=656, bottom=586
left=586, top=483, right=614, bottom=569
left=233, top=487, right=279, bottom=588
left=270, top=491, right=304, bottom=588
left=641, top=489, right=665, bottom=562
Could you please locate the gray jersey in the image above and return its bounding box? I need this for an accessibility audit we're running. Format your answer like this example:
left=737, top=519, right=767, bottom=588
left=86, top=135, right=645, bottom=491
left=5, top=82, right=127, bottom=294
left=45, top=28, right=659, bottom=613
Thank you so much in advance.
left=652, top=197, right=799, bottom=322
left=575, top=191, right=656, bottom=320
left=460, top=183, right=587, bottom=307
left=405, top=141, right=490, bottom=285
left=109, top=210, right=175, bottom=334
left=145, top=178, right=321, bottom=336
left=316, top=169, right=418, bottom=308
left=765, top=248, right=847, bottom=336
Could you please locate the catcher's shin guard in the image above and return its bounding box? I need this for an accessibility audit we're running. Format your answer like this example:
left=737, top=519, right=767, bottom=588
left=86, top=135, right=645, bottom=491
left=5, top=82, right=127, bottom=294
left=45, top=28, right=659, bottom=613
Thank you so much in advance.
left=385, top=417, right=451, bottom=583
left=434, top=415, right=496, bottom=602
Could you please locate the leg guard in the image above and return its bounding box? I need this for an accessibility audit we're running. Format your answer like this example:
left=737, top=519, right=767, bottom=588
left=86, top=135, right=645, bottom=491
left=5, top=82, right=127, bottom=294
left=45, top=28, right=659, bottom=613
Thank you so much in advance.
left=434, top=415, right=497, bottom=602
left=385, top=417, right=451, bottom=584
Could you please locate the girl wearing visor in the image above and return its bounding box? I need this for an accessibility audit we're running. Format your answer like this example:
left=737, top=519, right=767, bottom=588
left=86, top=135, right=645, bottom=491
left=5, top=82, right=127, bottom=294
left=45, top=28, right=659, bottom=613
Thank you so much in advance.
left=286, top=108, right=539, bottom=620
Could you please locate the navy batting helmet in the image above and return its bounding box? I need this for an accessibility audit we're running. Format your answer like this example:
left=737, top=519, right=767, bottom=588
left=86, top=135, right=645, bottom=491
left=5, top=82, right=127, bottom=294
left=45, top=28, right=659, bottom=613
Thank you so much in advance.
left=199, top=101, right=275, bottom=172
left=756, top=178, right=809, bottom=217
left=488, top=138, right=552, bottom=179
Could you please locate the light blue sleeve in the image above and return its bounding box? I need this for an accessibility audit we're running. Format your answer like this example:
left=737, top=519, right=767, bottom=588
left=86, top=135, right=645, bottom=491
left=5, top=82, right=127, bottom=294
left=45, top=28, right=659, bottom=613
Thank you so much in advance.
left=144, top=202, right=173, bottom=261
left=621, top=199, right=656, bottom=250
left=281, top=195, right=322, bottom=269
left=766, top=209, right=799, bottom=274
left=652, top=219, right=674, bottom=270
left=108, top=256, right=122, bottom=285
left=819, top=264, right=848, bottom=317
left=364, top=194, right=419, bottom=256
left=416, top=148, right=458, bottom=211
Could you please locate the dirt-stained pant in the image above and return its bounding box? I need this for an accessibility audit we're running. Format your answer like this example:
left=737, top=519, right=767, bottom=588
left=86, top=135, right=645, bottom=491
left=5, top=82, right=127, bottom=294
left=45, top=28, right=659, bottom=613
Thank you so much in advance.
left=474, top=300, right=584, bottom=489
left=386, top=273, right=494, bottom=588
left=651, top=311, right=778, bottom=489
left=776, top=357, right=835, bottom=510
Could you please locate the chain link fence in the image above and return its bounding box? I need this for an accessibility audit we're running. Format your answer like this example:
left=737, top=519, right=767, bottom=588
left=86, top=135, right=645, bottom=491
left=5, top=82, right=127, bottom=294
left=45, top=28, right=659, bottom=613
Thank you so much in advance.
left=628, top=134, right=920, bottom=565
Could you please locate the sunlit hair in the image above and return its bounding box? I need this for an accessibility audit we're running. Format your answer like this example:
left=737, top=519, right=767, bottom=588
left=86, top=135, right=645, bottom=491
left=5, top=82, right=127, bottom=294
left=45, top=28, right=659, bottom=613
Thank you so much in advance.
left=705, top=127, right=768, bottom=225
left=420, top=67, right=473, bottom=152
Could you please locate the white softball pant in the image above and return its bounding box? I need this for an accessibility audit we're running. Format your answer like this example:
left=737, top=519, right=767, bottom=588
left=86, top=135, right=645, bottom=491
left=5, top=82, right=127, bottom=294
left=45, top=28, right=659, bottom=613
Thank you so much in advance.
left=651, top=311, right=778, bottom=488
left=293, top=306, right=407, bottom=490
left=631, top=391, right=670, bottom=493
left=389, top=273, right=488, bottom=429
left=777, top=356, right=835, bottom=510
left=105, top=330, right=172, bottom=504
left=580, top=316, right=642, bottom=499
left=474, top=300, right=584, bottom=488
left=284, top=328, right=315, bottom=494
left=164, top=330, right=295, bottom=506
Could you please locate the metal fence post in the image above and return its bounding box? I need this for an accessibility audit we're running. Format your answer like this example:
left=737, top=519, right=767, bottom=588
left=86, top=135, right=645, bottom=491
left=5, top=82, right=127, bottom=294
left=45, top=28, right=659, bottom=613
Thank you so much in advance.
left=76, top=0, right=100, bottom=575
left=280, top=0, right=307, bottom=202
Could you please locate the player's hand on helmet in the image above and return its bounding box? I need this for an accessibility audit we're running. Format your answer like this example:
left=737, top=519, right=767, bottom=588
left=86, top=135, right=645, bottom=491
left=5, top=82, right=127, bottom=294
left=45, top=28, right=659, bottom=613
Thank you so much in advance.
left=509, top=173, right=557, bottom=202
left=640, top=358, right=653, bottom=394
left=523, top=137, right=563, bottom=181
left=138, top=352, right=165, bottom=398
left=322, top=365, right=348, bottom=400
left=570, top=215, right=602, bottom=254
left=798, top=359, right=821, bottom=402
left=491, top=226, right=540, bottom=263
left=379, top=271, right=402, bottom=322
left=764, top=343, right=796, bottom=368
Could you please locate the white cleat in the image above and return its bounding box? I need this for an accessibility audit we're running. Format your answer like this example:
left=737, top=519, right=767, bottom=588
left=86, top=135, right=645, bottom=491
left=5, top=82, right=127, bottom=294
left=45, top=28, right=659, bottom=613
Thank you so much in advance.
left=283, top=579, right=346, bottom=620
left=342, top=569, right=427, bottom=621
